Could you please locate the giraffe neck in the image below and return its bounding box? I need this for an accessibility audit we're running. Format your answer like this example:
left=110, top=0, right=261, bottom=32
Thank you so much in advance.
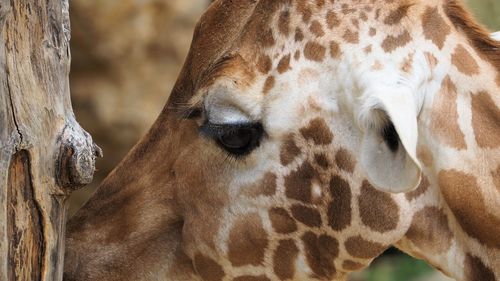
left=396, top=18, right=500, bottom=280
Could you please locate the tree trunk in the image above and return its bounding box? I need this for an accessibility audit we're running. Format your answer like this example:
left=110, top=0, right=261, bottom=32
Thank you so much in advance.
left=0, top=1, right=100, bottom=280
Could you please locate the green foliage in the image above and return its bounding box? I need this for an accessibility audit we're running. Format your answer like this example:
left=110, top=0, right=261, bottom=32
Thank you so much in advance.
left=466, top=0, right=500, bottom=30
left=363, top=256, right=434, bottom=281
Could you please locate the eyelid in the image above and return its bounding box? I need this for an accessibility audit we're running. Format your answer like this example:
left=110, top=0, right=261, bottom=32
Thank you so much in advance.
left=199, top=122, right=259, bottom=138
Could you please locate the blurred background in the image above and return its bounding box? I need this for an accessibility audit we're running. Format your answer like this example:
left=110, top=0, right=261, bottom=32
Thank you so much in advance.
left=67, top=1, right=500, bottom=280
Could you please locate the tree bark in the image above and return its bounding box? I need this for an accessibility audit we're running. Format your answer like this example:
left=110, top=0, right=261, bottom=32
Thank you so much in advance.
left=0, top=1, right=100, bottom=280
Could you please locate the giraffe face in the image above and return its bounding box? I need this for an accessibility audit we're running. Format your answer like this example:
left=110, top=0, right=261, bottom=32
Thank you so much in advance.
left=167, top=1, right=430, bottom=279
left=63, top=1, right=500, bottom=280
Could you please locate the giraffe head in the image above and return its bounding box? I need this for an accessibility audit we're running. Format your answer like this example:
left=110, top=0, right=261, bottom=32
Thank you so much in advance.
left=65, top=0, right=500, bottom=280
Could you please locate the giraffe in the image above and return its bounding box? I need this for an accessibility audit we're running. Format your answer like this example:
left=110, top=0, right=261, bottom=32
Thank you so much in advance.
left=63, top=0, right=500, bottom=280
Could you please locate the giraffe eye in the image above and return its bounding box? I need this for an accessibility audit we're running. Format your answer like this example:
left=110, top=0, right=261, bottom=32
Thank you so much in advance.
left=200, top=122, right=264, bottom=156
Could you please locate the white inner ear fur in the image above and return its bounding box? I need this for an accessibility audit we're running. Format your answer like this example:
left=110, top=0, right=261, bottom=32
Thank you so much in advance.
left=358, top=84, right=422, bottom=193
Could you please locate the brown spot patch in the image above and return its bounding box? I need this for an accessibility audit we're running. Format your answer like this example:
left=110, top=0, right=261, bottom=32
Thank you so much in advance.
left=228, top=214, right=269, bottom=266
left=304, top=41, right=326, bottom=62
left=335, top=148, right=355, bottom=173
left=422, top=7, right=450, bottom=49
left=263, top=76, right=275, bottom=94
left=425, top=51, right=438, bottom=69
left=381, top=31, right=411, bottom=52
left=269, top=207, right=297, bottom=234
left=471, top=91, right=500, bottom=148
left=259, top=29, right=276, bottom=47
left=360, top=11, right=368, bottom=21
left=234, top=276, right=270, bottom=281
left=351, top=19, right=359, bottom=29
left=257, top=55, right=272, bottom=74
left=369, top=28, right=376, bottom=36
left=417, top=146, right=434, bottom=167
left=330, top=41, right=341, bottom=58
left=326, top=11, right=340, bottom=28
left=291, top=205, right=322, bottom=227
left=194, top=254, right=225, bottom=281
left=297, top=2, right=312, bottom=23
left=406, top=207, right=452, bottom=253
left=314, top=153, right=330, bottom=169
left=310, top=20, right=325, bottom=37
left=285, top=161, right=316, bottom=203
left=464, top=254, right=495, bottom=281
left=280, top=134, right=301, bottom=166
left=451, top=45, right=479, bottom=75
left=341, top=4, right=355, bottom=15
left=439, top=170, right=500, bottom=248
left=300, top=118, right=333, bottom=145
left=327, top=175, right=352, bottom=231
left=243, top=172, right=277, bottom=197
left=274, top=239, right=299, bottom=280
left=430, top=76, right=467, bottom=149
left=384, top=4, right=411, bottom=25
left=295, top=28, right=304, bottom=42
left=277, top=54, right=291, bottom=74
left=358, top=181, right=399, bottom=233
left=342, top=260, right=365, bottom=271
left=301, top=232, right=338, bottom=278
left=278, top=10, right=290, bottom=36
left=345, top=236, right=387, bottom=259
left=401, top=52, right=414, bottom=73
left=315, top=0, right=325, bottom=8
left=343, top=29, right=359, bottom=44
left=405, top=176, right=430, bottom=201
left=294, top=50, right=301, bottom=60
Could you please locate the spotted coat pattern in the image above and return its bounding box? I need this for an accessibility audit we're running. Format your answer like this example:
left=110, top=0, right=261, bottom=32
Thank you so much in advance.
left=64, top=1, right=500, bottom=281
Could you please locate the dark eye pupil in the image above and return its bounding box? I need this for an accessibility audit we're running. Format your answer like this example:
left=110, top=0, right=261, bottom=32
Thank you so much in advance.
left=200, top=122, right=263, bottom=156
left=219, top=129, right=252, bottom=149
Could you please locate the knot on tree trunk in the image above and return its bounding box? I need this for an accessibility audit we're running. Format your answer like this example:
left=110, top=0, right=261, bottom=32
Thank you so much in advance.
left=56, top=120, right=102, bottom=190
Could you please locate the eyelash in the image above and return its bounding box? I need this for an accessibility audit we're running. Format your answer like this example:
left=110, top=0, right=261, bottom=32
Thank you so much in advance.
left=199, top=122, right=255, bottom=138
left=199, top=122, right=264, bottom=157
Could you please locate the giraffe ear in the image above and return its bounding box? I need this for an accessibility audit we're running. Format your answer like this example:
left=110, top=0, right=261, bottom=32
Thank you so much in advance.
left=359, top=87, right=422, bottom=193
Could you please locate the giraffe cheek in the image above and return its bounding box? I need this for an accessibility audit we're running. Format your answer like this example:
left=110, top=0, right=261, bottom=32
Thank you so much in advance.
left=227, top=214, right=269, bottom=267
left=193, top=254, right=226, bottom=281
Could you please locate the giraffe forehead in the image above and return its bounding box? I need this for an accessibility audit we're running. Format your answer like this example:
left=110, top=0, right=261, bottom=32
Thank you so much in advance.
left=195, top=0, right=434, bottom=130
left=177, top=0, right=450, bottom=115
